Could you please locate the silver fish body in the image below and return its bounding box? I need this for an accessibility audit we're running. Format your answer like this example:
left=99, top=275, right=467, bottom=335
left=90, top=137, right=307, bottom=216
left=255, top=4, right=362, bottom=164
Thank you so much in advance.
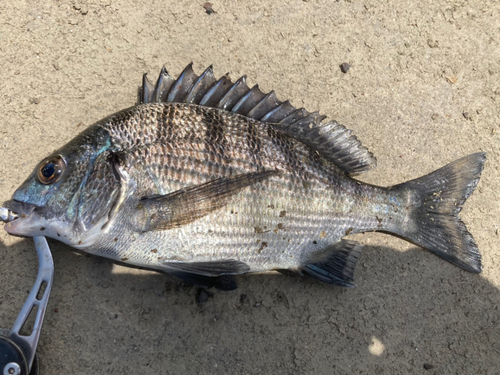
left=4, top=64, right=486, bottom=288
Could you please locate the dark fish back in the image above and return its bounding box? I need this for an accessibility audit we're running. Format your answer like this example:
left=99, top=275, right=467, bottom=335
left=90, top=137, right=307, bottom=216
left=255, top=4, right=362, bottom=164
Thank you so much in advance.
left=138, top=63, right=377, bottom=176
left=100, top=103, right=330, bottom=185
left=140, top=63, right=323, bottom=133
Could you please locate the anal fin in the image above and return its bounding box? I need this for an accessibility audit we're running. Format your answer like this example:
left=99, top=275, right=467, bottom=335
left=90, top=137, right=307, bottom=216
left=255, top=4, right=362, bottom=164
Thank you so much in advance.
left=300, top=240, right=363, bottom=287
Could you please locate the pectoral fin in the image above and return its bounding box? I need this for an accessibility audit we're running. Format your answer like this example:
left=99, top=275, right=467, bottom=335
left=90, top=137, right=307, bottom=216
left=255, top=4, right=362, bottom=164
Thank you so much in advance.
left=134, top=170, right=278, bottom=231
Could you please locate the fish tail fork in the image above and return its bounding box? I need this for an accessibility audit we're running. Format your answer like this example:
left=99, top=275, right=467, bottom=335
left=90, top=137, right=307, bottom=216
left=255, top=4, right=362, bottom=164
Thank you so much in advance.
left=391, top=153, right=486, bottom=272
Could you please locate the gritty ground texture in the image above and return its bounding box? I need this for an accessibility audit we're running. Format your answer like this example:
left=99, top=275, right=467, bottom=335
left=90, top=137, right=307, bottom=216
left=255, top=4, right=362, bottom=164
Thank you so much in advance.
left=0, top=1, right=499, bottom=374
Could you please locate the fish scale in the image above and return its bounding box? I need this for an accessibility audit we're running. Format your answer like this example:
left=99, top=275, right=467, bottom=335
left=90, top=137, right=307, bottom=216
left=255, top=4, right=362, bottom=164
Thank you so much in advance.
left=3, top=64, right=485, bottom=289
left=87, top=108, right=392, bottom=269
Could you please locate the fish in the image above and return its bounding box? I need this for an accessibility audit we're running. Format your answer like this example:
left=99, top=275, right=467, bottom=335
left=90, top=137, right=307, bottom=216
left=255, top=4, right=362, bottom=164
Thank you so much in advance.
left=3, top=63, right=486, bottom=290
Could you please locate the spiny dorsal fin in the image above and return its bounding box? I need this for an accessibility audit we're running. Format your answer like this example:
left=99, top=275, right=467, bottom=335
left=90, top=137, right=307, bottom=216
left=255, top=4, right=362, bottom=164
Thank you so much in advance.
left=139, top=63, right=377, bottom=175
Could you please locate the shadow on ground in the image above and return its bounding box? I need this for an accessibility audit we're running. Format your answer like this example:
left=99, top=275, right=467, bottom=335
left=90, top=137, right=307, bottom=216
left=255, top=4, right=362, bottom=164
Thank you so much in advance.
left=1, top=237, right=499, bottom=375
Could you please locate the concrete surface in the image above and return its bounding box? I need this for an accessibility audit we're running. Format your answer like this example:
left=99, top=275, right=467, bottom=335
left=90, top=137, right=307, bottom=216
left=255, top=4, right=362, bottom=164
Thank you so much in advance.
left=0, top=0, right=499, bottom=374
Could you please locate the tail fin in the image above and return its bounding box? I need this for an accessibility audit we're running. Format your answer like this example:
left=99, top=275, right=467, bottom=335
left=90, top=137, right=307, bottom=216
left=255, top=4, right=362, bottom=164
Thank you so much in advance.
left=393, top=153, right=486, bottom=273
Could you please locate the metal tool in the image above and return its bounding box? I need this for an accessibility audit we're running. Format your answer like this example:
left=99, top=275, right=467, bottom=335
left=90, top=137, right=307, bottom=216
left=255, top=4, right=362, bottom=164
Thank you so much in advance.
left=0, top=207, right=53, bottom=375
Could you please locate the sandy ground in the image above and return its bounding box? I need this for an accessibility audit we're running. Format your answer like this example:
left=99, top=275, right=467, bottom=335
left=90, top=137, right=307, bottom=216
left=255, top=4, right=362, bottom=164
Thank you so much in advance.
left=0, top=0, right=499, bottom=374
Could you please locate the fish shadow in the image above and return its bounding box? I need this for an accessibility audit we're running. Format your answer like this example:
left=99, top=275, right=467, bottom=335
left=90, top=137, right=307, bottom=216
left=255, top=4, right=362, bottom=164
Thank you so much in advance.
left=1, top=237, right=499, bottom=375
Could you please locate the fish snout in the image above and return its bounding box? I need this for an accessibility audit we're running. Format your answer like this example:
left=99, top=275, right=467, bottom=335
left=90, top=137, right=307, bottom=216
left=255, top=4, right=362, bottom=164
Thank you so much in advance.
left=2, top=200, right=38, bottom=237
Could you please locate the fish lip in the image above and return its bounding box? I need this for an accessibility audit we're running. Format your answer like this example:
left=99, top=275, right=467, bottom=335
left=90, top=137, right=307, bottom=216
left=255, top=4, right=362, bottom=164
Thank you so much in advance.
left=6, top=199, right=36, bottom=219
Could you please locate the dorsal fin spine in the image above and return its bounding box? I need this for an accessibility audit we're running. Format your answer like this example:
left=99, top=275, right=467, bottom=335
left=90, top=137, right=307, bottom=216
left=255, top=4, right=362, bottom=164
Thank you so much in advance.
left=150, top=67, right=175, bottom=103
left=199, top=74, right=230, bottom=107
left=247, top=91, right=280, bottom=119
left=260, top=100, right=294, bottom=122
left=152, top=68, right=165, bottom=102
left=185, top=65, right=216, bottom=104
left=141, top=74, right=154, bottom=103
left=216, top=76, right=249, bottom=110
left=166, top=62, right=196, bottom=102
left=231, top=85, right=257, bottom=114
left=231, top=84, right=268, bottom=115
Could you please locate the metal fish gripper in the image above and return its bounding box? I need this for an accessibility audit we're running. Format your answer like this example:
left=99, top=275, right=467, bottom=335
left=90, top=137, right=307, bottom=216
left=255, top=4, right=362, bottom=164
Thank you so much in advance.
left=0, top=210, right=53, bottom=375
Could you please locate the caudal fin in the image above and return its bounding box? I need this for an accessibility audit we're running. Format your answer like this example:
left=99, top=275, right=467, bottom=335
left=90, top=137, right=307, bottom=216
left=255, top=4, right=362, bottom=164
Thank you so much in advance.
left=393, top=153, right=486, bottom=273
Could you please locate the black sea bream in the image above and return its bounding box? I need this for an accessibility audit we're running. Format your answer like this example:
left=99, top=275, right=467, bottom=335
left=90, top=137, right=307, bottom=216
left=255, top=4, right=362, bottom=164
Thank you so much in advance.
left=4, top=64, right=486, bottom=289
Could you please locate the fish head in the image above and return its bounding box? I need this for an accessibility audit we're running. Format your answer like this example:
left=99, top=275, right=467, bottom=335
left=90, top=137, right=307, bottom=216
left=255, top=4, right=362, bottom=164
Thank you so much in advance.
left=4, top=126, right=120, bottom=248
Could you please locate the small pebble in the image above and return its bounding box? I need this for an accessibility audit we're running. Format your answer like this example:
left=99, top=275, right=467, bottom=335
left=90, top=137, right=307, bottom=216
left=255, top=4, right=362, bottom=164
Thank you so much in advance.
left=446, top=76, right=458, bottom=84
left=423, top=363, right=434, bottom=370
left=463, top=112, right=470, bottom=119
left=427, top=39, right=438, bottom=48
left=203, top=2, right=215, bottom=15
left=340, top=62, right=351, bottom=73
left=240, top=293, right=247, bottom=303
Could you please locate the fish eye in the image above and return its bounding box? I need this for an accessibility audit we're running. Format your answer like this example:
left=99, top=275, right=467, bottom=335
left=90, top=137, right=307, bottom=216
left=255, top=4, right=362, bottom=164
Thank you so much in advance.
left=36, top=156, right=66, bottom=185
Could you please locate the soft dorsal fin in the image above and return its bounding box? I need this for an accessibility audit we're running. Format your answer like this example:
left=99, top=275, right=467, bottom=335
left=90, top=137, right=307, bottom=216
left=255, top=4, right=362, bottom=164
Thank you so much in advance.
left=139, top=63, right=376, bottom=175
left=274, top=121, right=377, bottom=175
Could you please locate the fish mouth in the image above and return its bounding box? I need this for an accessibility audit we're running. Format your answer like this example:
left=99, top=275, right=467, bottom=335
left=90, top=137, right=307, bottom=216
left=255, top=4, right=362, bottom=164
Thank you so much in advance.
left=3, top=200, right=37, bottom=237
left=3, top=199, right=105, bottom=248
